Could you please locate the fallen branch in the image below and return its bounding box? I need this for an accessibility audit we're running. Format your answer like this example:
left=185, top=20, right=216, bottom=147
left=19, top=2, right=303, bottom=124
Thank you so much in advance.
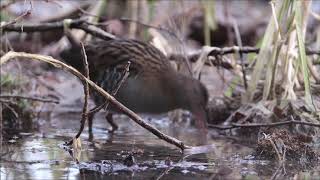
left=0, top=94, right=59, bottom=104
left=0, top=51, right=188, bottom=150
left=208, top=120, right=320, bottom=130
left=1, top=18, right=116, bottom=41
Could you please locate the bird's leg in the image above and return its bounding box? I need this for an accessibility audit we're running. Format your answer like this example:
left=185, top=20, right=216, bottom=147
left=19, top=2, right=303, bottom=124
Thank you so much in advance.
left=106, top=113, right=118, bottom=132
left=87, top=100, right=108, bottom=133
left=88, top=112, right=95, bottom=133
left=103, top=61, right=130, bottom=133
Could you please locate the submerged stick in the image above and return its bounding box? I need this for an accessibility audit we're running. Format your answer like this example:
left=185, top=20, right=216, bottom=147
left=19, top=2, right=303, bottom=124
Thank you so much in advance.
left=0, top=51, right=188, bottom=150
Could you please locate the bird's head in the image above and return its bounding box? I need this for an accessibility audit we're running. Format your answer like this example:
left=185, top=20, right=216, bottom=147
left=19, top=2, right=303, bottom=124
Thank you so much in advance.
left=175, top=75, right=209, bottom=129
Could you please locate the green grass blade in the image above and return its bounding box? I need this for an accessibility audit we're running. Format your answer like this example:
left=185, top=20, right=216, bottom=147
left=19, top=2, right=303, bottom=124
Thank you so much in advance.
left=294, top=1, right=313, bottom=109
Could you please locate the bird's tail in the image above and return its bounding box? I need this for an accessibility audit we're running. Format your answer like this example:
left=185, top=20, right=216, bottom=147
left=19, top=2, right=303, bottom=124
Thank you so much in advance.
left=60, top=44, right=85, bottom=73
left=59, top=32, right=88, bottom=74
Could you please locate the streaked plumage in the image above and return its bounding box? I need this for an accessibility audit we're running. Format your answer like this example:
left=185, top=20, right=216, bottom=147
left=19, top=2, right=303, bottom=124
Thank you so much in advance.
left=61, top=39, right=209, bottom=131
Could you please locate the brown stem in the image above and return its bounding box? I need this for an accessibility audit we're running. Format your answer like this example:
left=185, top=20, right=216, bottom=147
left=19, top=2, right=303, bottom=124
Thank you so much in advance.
left=1, top=18, right=116, bottom=41
left=0, top=95, right=59, bottom=104
left=232, top=19, right=248, bottom=90
left=67, top=42, right=90, bottom=145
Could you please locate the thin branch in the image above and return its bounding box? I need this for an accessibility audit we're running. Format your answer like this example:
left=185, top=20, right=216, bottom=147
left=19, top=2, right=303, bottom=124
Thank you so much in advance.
left=0, top=0, right=16, bottom=10
left=2, top=102, right=18, bottom=118
left=0, top=99, right=16, bottom=105
left=76, top=7, right=180, bottom=40
left=1, top=18, right=116, bottom=41
left=208, top=120, right=320, bottom=130
left=77, top=7, right=99, bottom=18
left=0, top=1, right=32, bottom=29
left=265, top=133, right=284, bottom=163
left=207, top=46, right=320, bottom=56
left=119, top=18, right=179, bottom=40
left=89, top=61, right=131, bottom=115
left=2, top=19, right=319, bottom=56
left=104, top=16, right=193, bottom=75
left=232, top=19, right=248, bottom=89
left=0, top=51, right=189, bottom=150
left=156, top=155, right=191, bottom=180
left=1, top=18, right=86, bottom=32
left=68, top=42, right=90, bottom=143
left=0, top=95, right=59, bottom=104
left=80, top=23, right=117, bottom=41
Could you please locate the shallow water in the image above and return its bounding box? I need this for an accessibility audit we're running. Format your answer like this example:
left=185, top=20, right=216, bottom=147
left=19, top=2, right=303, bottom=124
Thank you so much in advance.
left=1, top=105, right=319, bottom=180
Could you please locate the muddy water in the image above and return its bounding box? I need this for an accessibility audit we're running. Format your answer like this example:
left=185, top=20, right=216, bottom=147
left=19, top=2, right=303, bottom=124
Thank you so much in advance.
left=1, top=74, right=319, bottom=180
left=1, top=105, right=319, bottom=180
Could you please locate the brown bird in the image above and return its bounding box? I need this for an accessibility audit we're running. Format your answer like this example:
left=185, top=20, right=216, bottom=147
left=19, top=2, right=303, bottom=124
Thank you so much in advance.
left=61, top=39, right=209, bottom=132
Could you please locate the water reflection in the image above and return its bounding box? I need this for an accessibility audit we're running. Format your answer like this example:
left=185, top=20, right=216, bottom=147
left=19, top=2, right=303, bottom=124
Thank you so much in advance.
left=1, top=111, right=319, bottom=180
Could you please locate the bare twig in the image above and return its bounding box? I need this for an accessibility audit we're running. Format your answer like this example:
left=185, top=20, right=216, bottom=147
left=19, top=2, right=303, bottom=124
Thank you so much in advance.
left=1, top=18, right=116, bottom=41
left=0, top=51, right=188, bottom=150
left=208, top=119, right=320, bottom=130
left=40, top=3, right=91, bottom=23
left=80, top=23, right=117, bottom=41
left=232, top=19, right=248, bottom=89
left=0, top=1, right=32, bottom=29
left=207, top=46, right=320, bottom=56
left=120, top=18, right=180, bottom=41
left=0, top=94, right=59, bottom=104
left=92, top=15, right=193, bottom=75
left=0, top=0, right=16, bottom=10
left=263, top=133, right=283, bottom=162
left=67, top=42, right=90, bottom=145
left=76, top=7, right=180, bottom=41
left=270, top=163, right=286, bottom=180
left=2, top=102, right=18, bottom=118
left=77, top=6, right=101, bottom=19
left=0, top=99, right=16, bottom=105
left=2, top=19, right=319, bottom=57
left=2, top=18, right=86, bottom=32
left=156, top=155, right=191, bottom=180
left=89, top=61, right=131, bottom=115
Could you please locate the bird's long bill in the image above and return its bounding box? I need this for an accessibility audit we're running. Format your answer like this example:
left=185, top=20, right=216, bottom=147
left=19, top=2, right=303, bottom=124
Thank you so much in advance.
left=192, top=107, right=209, bottom=144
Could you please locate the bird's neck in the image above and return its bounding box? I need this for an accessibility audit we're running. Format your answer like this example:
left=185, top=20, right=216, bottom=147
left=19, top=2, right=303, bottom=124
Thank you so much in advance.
left=169, top=73, right=195, bottom=110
